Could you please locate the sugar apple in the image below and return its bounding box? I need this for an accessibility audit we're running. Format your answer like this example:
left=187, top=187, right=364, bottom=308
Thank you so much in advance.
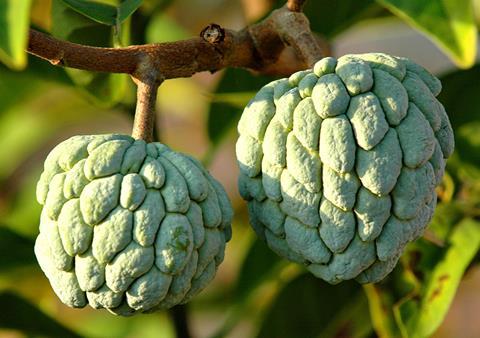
left=34, top=134, right=233, bottom=315
left=236, top=53, right=454, bottom=284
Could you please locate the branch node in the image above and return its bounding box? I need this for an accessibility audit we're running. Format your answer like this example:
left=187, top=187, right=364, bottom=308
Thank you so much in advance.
left=272, top=6, right=323, bottom=67
left=200, top=24, right=226, bottom=44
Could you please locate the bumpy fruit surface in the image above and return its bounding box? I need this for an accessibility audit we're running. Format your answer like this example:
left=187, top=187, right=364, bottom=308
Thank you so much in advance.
left=236, top=53, right=454, bottom=284
left=35, top=134, right=232, bottom=315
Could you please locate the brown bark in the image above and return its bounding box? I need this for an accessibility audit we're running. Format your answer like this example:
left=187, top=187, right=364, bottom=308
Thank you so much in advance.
left=27, top=5, right=325, bottom=80
left=26, top=2, right=325, bottom=143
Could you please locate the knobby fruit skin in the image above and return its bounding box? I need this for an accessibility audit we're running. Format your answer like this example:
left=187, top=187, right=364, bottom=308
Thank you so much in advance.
left=236, top=53, right=454, bottom=284
left=34, top=134, right=233, bottom=316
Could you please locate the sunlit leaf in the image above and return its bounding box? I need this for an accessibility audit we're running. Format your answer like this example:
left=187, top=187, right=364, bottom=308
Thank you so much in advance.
left=0, top=291, right=81, bottom=338
left=376, top=0, right=477, bottom=68
left=396, top=219, right=480, bottom=337
left=0, top=0, right=32, bottom=69
left=365, top=216, right=480, bottom=338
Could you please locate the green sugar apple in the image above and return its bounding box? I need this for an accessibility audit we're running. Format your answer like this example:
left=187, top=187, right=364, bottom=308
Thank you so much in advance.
left=236, top=53, right=454, bottom=284
left=34, top=134, right=233, bottom=315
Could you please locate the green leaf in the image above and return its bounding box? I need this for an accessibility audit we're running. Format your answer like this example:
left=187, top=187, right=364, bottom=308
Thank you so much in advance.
left=0, top=59, right=62, bottom=116
left=0, top=227, right=36, bottom=272
left=319, top=293, right=373, bottom=338
left=304, top=0, right=382, bottom=38
left=60, top=0, right=117, bottom=25
left=256, top=273, right=364, bottom=338
left=427, top=202, right=463, bottom=242
left=436, top=65, right=480, bottom=176
left=207, top=68, right=274, bottom=146
left=60, top=0, right=143, bottom=26
left=376, top=0, right=477, bottom=68
left=51, top=0, right=132, bottom=106
left=118, top=0, right=143, bottom=23
left=0, top=291, right=82, bottom=338
left=363, top=283, right=399, bottom=337
left=395, top=218, right=480, bottom=338
left=0, top=0, right=32, bottom=69
left=234, top=239, right=284, bottom=301
left=438, top=65, right=480, bottom=130
left=52, top=1, right=113, bottom=46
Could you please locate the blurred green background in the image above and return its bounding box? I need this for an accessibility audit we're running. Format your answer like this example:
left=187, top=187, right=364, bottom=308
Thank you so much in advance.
left=1, top=0, right=480, bottom=337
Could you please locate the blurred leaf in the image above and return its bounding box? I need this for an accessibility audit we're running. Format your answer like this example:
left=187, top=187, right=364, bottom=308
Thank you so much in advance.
left=437, top=65, right=480, bottom=176
left=207, top=68, right=274, bottom=145
left=438, top=64, right=480, bottom=130
left=256, top=273, right=363, bottom=338
left=395, top=218, right=480, bottom=337
left=0, top=56, right=72, bottom=114
left=376, top=0, right=477, bottom=68
left=1, top=170, right=43, bottom=236
left=0, top=0, right=32, bottom=69
left=142, top=0, right=174, bottom=12
left=427, top=202, right=463, bottom=241
left=319, top=293, right=373, bottom=338
left=146, top=12, right=189, bottom=43
left=211, top=92, right=256, bottom=108
left=475, top=0, right=480, bottom=26
left=363, top=283, right=399, bottom=337
left=0, top=227, right=36, bottom=272
left=0, top=291, right=81, bottom=338
left=234, top=239, right=283, bottom=300
left=304, top=0, right=382, bottom=38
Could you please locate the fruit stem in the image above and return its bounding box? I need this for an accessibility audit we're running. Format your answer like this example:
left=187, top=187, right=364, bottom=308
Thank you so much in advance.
left=131, top=61, right=163, bottom=142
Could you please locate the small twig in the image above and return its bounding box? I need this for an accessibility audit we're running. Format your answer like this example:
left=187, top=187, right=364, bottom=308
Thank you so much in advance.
left=287, top=0, right=307, bottom=12
left=273, top=6, right=323, bottom=67
left=170, top=305, right=191, bottom=338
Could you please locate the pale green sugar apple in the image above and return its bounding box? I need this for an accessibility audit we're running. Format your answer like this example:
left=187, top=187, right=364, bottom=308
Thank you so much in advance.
left=236, top=53, right=454, bottom=284
left=34, top=134, right=233, bottom=316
